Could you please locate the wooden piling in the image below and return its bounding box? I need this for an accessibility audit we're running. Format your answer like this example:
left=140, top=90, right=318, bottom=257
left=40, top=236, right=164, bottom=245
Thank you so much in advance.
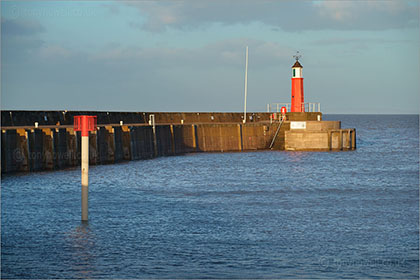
left=3, top=130, right=16, bottom=172
left=347, top=130, right=351, bottom=150
left=218, top=126, right=223, bottom=152
left=66, top=128, right=78, bottom=167
left=152, top=126, right=158, bottom=157
left=192, top=125, right=197, bottom=150
left=42, top=128, right=54, bottom=170
left=351, top=129, right=356, bottom=149
left=113, top=126, right=124, bottom=162
left=106, top=126, right=115, bottom=163
left=97, top=127, right=114, bottom=164
left=1, top=130, right=6, bottom=173
left=121, top=126, right=131, bottom=160
left=327, top=131, right=332, bottom=151
left=53, top=128, right=68, bottom=169
left=28, top=129, right=42, bottom=171
left=89, top=130, right=97, bottom=165
left=170, top=125, right=175, bottom=155
left=16, top=129, right=29, bottom=172
left=237, top=124, right=243, bottom=151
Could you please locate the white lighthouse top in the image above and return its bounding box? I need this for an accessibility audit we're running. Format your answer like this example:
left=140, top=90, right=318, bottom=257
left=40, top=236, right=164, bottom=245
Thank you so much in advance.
left=292, top=51, right=303, bottom=77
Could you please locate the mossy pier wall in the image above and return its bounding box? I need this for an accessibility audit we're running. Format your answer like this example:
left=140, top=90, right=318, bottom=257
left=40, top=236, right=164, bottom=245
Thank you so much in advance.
left=1, top=111, right=355, bottom=174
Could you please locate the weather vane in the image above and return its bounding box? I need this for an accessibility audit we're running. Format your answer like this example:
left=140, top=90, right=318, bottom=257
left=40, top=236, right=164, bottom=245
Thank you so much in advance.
left=293, top=51, right=302, bottom=61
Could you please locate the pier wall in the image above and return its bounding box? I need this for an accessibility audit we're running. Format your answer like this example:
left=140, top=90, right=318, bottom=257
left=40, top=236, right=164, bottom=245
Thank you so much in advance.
left=1, top=110, right=355, bottom=174
left=1, top=122, right=282, bottom=173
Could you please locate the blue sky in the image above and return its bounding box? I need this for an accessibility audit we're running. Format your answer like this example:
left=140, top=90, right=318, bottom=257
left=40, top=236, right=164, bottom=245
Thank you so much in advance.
left=1, top=0, right=419, bottom=113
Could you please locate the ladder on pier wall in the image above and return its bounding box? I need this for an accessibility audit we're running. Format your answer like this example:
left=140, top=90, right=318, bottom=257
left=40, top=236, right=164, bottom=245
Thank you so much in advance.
left=269, top=119, right=284, bottom=149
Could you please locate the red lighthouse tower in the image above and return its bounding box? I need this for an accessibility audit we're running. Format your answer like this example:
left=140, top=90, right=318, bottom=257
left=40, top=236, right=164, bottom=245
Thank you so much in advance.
left=291, top=52, right=304, bottom=112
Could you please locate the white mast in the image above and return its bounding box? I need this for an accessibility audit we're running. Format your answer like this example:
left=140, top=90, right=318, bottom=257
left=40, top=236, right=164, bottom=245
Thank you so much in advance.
left=243, top=46, right=248, bottom=124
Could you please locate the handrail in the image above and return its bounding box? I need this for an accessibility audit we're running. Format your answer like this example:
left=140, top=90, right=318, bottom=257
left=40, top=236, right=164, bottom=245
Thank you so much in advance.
left=267, top=102, right=321, bottom=113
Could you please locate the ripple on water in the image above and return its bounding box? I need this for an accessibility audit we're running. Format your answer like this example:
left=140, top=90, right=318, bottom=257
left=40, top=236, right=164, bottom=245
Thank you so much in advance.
left=1, top=115, right=419, bottom=279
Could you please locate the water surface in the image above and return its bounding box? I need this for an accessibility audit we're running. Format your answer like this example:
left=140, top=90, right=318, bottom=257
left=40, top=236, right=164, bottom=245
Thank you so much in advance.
left=2, top=115, right=419, bottom=279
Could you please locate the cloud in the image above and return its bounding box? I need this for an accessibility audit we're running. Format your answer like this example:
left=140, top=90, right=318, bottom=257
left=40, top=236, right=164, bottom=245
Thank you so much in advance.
left=124, top=0, right=418, bottom=32
left=89, top=38, right=293, bottom=70
left=38, top=45, right=73, bottom=59
left=2, top=37, right=295, bottom=111
left=313, top=0, right=418, bottom=29
left=311, top=37, right=416, bottom=47
left=1, top=18, right=45, bottom=63
left=1, top=18, right=45, bottom=36
left=315, top=0, right=410, bottom=19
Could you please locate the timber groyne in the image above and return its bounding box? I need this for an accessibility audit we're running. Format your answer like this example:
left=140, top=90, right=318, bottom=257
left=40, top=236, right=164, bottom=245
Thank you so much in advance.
left=1, top=111, right=355, bottom=174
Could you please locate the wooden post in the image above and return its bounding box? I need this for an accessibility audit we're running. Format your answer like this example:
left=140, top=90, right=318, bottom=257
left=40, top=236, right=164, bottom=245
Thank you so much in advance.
left=219, top=126, right=224, bottom=152
left=237, top=124, right=243, bottom=151
left=89, top=129, right=98, bottom=165
left=191, top=125, right=197, bottom=150
left=346, top=129, right=351, bottom=150
left=327, top=131, right=332, bottom=150
left=16, top=129, right=29, bottom=172
left=66, top=128, right=77, bottom=167
left=170, top=125, right=175, bottom=155
left=1, top=130, right=6, bottom=173
left=121, top=126, right=131, bottom=160
left=42, top=128, right=54, bottom=170
left=352, top=129, right=356, bottom=150
left=339, top=130, right=343, bottom=151
left=105, top=126, right=115, bottom=163
left=150, top=115, right=157, bottom=157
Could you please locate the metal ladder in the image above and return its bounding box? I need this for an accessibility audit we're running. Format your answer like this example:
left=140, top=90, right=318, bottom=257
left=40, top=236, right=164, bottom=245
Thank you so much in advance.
left=269, top=119, right=284, bottom=149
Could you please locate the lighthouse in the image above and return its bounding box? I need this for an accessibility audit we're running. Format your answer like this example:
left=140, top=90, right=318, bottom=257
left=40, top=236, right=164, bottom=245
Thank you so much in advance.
left=291, top=52, right=304, bottom=112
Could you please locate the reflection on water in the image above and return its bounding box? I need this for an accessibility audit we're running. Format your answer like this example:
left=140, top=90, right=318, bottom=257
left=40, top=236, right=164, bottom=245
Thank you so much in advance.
left=286, top=151, right=306, bottom=162
left=67, top=222, right=96, bottom=279
left=1, top=115, right=419, bottom=279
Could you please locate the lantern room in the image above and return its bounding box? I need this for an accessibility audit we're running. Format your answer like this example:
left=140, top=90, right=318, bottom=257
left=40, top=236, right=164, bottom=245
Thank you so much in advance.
left=292, top=60, right=303, bottom=78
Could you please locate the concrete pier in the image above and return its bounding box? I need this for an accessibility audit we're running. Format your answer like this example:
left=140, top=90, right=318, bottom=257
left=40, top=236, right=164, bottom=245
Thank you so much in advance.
left=284, top=121, right=356, bottom=151
left=1, top=111, right=356, bottom=174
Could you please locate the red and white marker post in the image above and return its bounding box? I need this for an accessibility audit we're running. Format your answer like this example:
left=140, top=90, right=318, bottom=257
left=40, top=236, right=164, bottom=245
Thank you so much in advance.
left=74, top=115, right=97, bottom=221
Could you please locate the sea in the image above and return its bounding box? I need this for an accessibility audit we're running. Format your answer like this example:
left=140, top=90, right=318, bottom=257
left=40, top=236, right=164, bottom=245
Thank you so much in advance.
left=1, top=114, right=419, bottom=279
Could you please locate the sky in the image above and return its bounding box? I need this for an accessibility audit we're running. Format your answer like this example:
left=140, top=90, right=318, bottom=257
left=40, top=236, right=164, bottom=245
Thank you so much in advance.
left=1, top=0, right=419, bottom=114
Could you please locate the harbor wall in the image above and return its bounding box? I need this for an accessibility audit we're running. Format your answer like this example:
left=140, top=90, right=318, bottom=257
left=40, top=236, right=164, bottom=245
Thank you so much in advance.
left=1, top=122, right=284, bottom=174
left=1, top=111, right=355, bottom=174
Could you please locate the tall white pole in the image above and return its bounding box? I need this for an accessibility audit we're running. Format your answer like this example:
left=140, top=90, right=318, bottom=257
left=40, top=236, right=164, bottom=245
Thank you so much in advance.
left=243, top=46, right=248, bottom=124
left=81, top=135, right=89, bottom=221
